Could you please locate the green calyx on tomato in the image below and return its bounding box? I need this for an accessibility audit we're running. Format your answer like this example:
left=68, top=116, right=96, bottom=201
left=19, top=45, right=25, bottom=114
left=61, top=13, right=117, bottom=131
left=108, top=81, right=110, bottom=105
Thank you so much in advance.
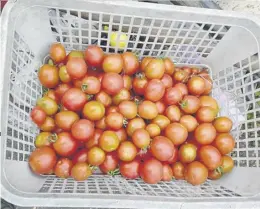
left=108, top=168, right=120, bottom=176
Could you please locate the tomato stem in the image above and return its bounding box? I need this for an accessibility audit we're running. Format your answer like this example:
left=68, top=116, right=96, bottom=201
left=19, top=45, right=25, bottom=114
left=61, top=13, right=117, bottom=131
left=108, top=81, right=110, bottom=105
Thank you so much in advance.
left=135, top=72, right=145, bottom=79
left=123, top=118, right=128, bottom=127
left=89, top=165, right=98, bottom=171
left=81, top=84, right=88, bottom=92
left=48, top=133, right=57, bottom=143
left=48, top=59, right=54, bottom=66
left=108, top=168, right=120, bottom=176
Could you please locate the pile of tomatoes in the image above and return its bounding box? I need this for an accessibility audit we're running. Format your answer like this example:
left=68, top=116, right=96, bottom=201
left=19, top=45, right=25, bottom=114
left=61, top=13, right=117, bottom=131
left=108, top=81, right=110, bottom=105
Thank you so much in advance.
left=29, top=43, right=235, bottom=185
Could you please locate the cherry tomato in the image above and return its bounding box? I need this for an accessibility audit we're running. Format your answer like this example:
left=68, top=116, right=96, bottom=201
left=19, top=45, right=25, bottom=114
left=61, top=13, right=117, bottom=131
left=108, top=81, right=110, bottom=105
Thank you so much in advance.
left=99, top=131, right=120, bottom=152
left=101, top=72, right=124, bottom=95
left=140, top=57, right=152, bottom=72
left=29, top=146, right=57, bottom=175
left=208, top=169, right=222, bottom=180
left=132, top=128, right=151, bottom=149
left=165, top=123, right=188, bottom=145
left=172, top=162, right=185, bottom=180
left=122, top=52, right=139, bottom=75
left=180, top=95, right=200, bottom=114
left=72, top=149, right=88, bottom=164
left=187, top=76, right=205, bottom=96
left=145, top=58, right=165, bottom=79
left=67, top=50, right=84, bottom=61
left=71, top=162, right=92, bottom=181
left=112, top=88, right=131, bottom=105
left=140, top=158, right=163, bottom=184
left=173, top=70, right=189, bottom=83
left=199, top=96, right=219, bottom=112
left=117, top=141, right=137, bottom=162
left=105, top=112, right=124, bottom=130
left=100, top=152, right=119, bottom=174
left=162, top=164, right=173, bottom=181
left=202, top=77, right=213, bottom=95
left=95, top=91, right=112, bottom=107
left=144, top=79, right=165, bottom=102
left=120, top=159, right=140, bottom=179
left=132, top=75, right=148, bottom=95
left=35, top=132, right=52, bottom=148
left=179, top=143, right=197, bottom=163
left=55, top=83, right=72, bottom=101
left=164, top=87, right=182, bottom=105
left=106, top=106, right=119, bottom=115
left=195, top=123, right=216, bottom=145
left=213, top=117, right=233, bottom=133
left=85, top=45, right=104, bottom=67
left=95, top=117, right=107, bottom=130
left=151, top=136, right=175, bottom=161
left=52, top=133, right=77, bottom=157
left=55, top=111, right=79, bottom=131
left=174, top=83, right=188, bottom=97
left=163, top=58, right=175, bottom=75
left=221, top=155, right=234, bottom=173
left=37, top=96, right=58, bottom=116
left=85, top=129, right=103, bottom=149
left=44, top=89, right=59, bottom=103
left=138, top=100, right=158, bottom=120
left=87, top=146, right=106, bottom=166
left=165, top=105, right=181, bottom=122
left=66, top=57, right=87, bottom=79
left=50, top=43, right=66, bottom=63
left=146, top=124, right=161, bottom=138
left=40, top=117, right=55, bottom=132
left=161, top=74, right=173, bottom=89
left=179, top=115, right=198, bottom=132
left=102, top=54, right=123, bottom=73
left=81, top=76, right=101, bottom=94
left=155, top=101, right=166, bottom=114
left=30, top=106, right=46, bottom=126
left=185, top=161, right=208, bottom=185
left=199, top=145, right=222, bottom=170
left=119, top=101, right=137, bottom=119
left=152, top=115, right=170, bottom=130
left=123, top=75, right=132, bottom=90
left=114, top=128, right=127, bottom=143
left=59, top=65, right=71, bottom=83
left=71, top=119, right=95, bottom=142
left=83, top=101, right=105, bottom=121
left=54, top=158, right=73, bottom=178
left=191, top=67, right=199, bottom=75
left=196, top=106, right=216, bottom=123
left=127, top=117, right=146, bottom=137
left=214, top=133, right=235, bottom=155
left=183, top=67, right=192, bottom=75
left=62, top=88, right=87, bottom=112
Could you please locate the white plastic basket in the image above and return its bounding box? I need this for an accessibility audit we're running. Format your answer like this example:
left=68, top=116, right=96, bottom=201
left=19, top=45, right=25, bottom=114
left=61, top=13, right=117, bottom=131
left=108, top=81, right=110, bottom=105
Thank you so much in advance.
left=1, top=0, right=260, bottom=208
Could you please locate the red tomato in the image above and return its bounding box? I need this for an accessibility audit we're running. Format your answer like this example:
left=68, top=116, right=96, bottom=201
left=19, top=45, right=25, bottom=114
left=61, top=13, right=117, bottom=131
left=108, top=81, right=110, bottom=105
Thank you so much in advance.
left=102, top=54, right=123, bottom=73
left=49, top=43, right=66, bottom=63
left=164, top=87, right=182, bottom=105
left=180, top=95, right=200, bottom=114
left=194, top=123, right=216, bottom=145
left=99, top=152, right=119, bottom=174
left=144, top=79, right=165, bottom=102
left=140, top=57, right=152, bottom=72
left=112, top=88, right=131, bottom=105
left=85, top=45, right=104, bottom=67
left=174, top=83, right=188, bottom=97
left=132, top=75, right=148, bottom=95
left=151, top=136, right=175, bottom=161
left=87, top=146, right=106, bottom=166
left=155, top=101, right=166, bottom=114
left=71, top=162, right=92, bottom=181
left=29, top=146, right=57, bottom=175
left=72, top=149, right=88, bottom=164
left=132, top=128, right=151, bottom=149
left=119, top=101, right=137, bottom=119
left=62, top=88, right=87, bottom=111
left=117, top=141, right=137, bottom=162
left=67, top=57, right=87, bottom=79
left=114, top=128, right=127, bottom=143
left=101, top=72, right=124, bottom=95
left=120, top=159, right=140, bottom=179
left=146, top=124, right=161, bottom=138
left=95, top=91, right=112, bottom=107
left=85, top=129, right=103, bottom=149
left=126, top=118, right=146, bottom=137
left=162, top=164, right=173, bottom=181
left=54, top=83, right=72, bottom=101
left=38, top=64, right=59, bottom=88
left=161, top=74, right=173, bottom=89
left=53, top=132, right=78, bottom=157
left=123, top=75, right=132, bottom=90
left=40, top=116, right=55, bottom=132
left=163, top=58, right=175, bottom=75
left=145, top=58, right=165, bottom=79
left=122, top=52, right=139, bottom=75
left=99, top=131, right=120, bottom=152
left=199, top=145, right=222, bottom=171
left=105, top=112, right=124, bottom=130
left=196, top=106, right=217, bottom=123
left=213, top=117, right=233, bottom=133
left=55, top=111, right=79, bottom=131
left=30, top=106, right=46, bottom=126
left=54, top=158, right=73, bottom=178
left=166, top=147, right=178, bottom=164
left=214, top=133, right=235, bottom=155
left=172, top=162, right=185, bottom=180
left=165, top=105, right=181, bottom=122
left=185, top=161, right=208, bottom=185
left=83, top=101, right=105, bottom=121
left=179, top=115, right=198, bottom=132
left=140, top=158, right=163, bottom=184
left=187, top=76, right=205, bottom=96
left=165, top=123, right=188, bottom=145
left=71, top=119, right=95, bottom=142
left=81, top=76, right=101, bottom=94
left=138, top=100, right=158, bottom=120
left=178, top=143, right=197, bottom=163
